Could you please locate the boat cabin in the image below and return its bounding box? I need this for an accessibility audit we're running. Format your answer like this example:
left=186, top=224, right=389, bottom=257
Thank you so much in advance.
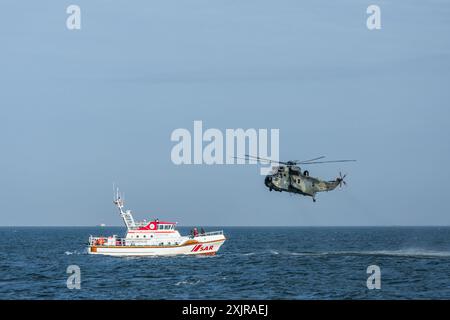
left=137, top=220, right=177, bottom=232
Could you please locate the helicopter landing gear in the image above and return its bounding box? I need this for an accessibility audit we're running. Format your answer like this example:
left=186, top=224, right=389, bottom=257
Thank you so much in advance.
left=312, top=197, right=316, bottom=202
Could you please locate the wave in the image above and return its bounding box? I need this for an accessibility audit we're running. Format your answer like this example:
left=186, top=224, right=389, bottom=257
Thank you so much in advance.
left=64, top=249, right=88, bottom=255
left=175, top=279, right=201, bottom=286
left=285, top=249, right=450, bottom=258
left=355, top=249, right=450, bottom=258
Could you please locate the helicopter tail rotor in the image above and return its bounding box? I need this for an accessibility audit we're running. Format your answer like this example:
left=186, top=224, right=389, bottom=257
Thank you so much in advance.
left=336, top=172, right=347, bottom=188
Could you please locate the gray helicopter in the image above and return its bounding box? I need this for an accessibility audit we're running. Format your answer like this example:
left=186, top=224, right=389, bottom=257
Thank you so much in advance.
left=243, top=155, right=356, bottom=202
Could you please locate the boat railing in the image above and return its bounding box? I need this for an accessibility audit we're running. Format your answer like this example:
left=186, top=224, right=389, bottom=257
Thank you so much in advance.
left=133, top=221, right=149, bottom=228
left=89, top=236, right=124, bottom=246
left=88, top=236, right=183, bottom=247
left=187, top=230, right=224, bottom=239
left=197, top=230, right=224, bottom=237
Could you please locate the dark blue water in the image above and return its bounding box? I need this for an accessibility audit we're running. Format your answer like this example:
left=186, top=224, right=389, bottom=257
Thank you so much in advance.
left=0, top=227, right=449, bottom=299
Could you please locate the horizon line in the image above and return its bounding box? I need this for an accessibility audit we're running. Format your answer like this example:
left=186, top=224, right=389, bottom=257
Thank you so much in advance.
left=1, top=225, right=449, bottom=228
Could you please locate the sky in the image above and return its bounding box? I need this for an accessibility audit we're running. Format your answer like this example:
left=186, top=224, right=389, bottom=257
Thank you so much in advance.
left=1, top=0, right=450, bottom=226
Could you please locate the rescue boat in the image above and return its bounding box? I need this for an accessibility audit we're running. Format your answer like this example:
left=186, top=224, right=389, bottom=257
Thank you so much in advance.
left=88, top=189, right=226, bottom=256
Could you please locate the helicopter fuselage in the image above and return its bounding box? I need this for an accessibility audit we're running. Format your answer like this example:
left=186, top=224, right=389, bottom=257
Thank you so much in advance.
left=264, top=165, right=341, bottom=201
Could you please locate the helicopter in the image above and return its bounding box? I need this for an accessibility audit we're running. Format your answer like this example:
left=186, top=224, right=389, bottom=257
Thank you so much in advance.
left=240, top=155, right=356, bottom=202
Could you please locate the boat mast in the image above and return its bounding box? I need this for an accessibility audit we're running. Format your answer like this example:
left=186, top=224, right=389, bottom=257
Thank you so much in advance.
left=113, top=187, right=136, bottom=230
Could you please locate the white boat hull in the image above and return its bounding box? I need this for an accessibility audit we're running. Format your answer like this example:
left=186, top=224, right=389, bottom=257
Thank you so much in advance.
left=88, top=237, right=226, bottom=257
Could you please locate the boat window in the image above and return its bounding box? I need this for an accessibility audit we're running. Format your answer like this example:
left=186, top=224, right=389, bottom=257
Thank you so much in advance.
left=136, top=235, right=139, bottom=238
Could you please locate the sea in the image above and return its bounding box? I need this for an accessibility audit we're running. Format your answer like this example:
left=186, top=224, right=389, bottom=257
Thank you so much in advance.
left=0, top=227, right=449, bottom=300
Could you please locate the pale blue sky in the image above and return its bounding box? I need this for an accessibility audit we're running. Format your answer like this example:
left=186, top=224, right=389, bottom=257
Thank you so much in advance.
left=1, top=0, right=450, bottom=226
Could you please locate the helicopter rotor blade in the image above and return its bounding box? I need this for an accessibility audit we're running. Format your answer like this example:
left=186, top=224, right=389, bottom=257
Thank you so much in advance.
left=299, top=159, right=356, bottom=165
left=233, top=155, right=355, bottom=166
left=244, top=154, right=274, bottom=162
left=243, top=154, right=272, bottom=162
left=232, top=156, right=253, bottom=162
left=238, top=155, right=288, bottom=165
left=292, top=156, right=326, bottom=163
left=232, top=156, right=281, bottom=165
